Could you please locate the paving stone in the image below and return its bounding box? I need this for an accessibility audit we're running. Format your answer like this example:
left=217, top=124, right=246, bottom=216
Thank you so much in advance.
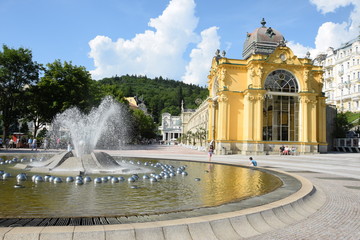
left=162, top=225, right=192, bottom=240
left=73, top=225, right=105, bottom=240
left=210, top=218, right=241, bottom=240
left=229, top=215, right=260, bottom=238
left=187, top=222, right=218, bottom=240
left=135, top=227, right=165, bottom=240
left=3, top=226, right=44, bottom=240
left=40, top=226, right=74, bottom=240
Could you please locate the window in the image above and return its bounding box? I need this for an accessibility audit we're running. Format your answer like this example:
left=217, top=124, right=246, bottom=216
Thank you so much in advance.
left=263, top=70, right=299, bottom=142
left=264, top=70, right=298, bottom=92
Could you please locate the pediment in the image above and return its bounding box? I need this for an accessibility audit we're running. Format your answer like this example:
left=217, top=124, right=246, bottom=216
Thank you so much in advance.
left=265, top=47, right=302, bottom=66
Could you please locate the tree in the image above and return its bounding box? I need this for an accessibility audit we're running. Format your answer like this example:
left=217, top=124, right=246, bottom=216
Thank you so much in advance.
left=40, top=60, right=96, bottom=113
left=24, top=60, right=97, bottom=137
left=19, top=122, right=30, bottom=135
left=0, top=45, right=43, bottom=138
left=130, top=109, right=157, bottom=142
left=22, top=84, right=54, bottom=137
left=196, top=127, right=207, bottom=146
left=333, top=112, right=353, bottom=138
left=98, top=84, right=126, bottom=104
left=96, top=75, right=209, bottom=124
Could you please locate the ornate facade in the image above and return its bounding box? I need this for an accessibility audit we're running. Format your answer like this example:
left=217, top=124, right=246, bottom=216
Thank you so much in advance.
left=158, top=113, right=182, bottom=143
left=181, top=100, right=208, bottom=135
left=206, top=20, right=327, bottom=154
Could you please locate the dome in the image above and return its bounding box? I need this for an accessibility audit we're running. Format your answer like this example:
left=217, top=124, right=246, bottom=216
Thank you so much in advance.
left=242, top=18, right=285, bottom=59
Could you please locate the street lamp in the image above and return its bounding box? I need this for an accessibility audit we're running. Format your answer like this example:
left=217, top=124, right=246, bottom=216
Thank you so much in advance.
left=338, top=83, right=344, bottom=112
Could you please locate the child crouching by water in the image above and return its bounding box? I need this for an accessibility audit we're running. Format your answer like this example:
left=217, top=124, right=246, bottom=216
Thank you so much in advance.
left=249, top=157, right=257, bottom=166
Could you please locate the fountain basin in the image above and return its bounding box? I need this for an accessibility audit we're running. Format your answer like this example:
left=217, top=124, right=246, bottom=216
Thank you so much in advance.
left=0, top=155, right=289, bottom=222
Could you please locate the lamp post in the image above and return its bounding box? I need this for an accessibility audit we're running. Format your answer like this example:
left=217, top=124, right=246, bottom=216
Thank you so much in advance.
left=338, top=83, right=344, bottom=112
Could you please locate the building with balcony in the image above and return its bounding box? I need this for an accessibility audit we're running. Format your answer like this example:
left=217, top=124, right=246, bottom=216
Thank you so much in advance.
left=320, top=35, right=360, bottom=112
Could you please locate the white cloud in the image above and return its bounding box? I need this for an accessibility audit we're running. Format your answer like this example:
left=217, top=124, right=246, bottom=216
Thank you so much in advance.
left=182, top=27, right=220, bottom=86
left=287, top=41, right=312, bottom=58
left=89, top=0, right=220, bottom=86
left=289, top=0, right=360, bottom=58
left=89, top=0, right=199, bottom=80
left=310, top=0, right=358, bottom=13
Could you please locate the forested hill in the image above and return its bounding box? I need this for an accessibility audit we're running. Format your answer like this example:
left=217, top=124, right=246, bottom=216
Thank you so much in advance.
left=99, top=75, right=209, bottom=123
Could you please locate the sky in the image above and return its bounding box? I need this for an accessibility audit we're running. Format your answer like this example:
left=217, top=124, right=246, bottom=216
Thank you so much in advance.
left=1, top=0, right=360, bottom=86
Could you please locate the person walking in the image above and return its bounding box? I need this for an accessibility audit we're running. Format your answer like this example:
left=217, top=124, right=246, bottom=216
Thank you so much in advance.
left=249, top=157, right=257, bottom=166
left=208, top=145, right=214, bottom=161
left=32, top=138, right=37, bottom=151
left=43, top=138, right=48, bottom=151
left=28, top=138, right=33, bottom=149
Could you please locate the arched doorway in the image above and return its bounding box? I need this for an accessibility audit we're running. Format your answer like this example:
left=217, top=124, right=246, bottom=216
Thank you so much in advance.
left=263, top=70, right=299, bottom=141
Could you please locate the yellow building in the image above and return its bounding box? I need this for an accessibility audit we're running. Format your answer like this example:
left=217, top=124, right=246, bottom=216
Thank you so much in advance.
left=207, top=19, right=327, bottom=154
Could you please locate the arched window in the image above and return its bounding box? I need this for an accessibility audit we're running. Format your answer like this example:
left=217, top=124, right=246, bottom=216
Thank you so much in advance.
left=263, top=70, right=299, bottom=141
left=264, top=70, right=298, bottom=92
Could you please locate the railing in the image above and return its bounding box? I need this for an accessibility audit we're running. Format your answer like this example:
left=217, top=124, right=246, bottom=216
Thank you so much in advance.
left=334, top=138, right=360, bottom=152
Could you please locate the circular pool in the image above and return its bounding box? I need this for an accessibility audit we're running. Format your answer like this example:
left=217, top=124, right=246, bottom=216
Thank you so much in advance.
left=0, top=154, right=289, bottom=225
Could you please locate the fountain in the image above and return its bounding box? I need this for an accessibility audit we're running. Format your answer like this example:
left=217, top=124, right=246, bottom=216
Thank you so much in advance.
left=52, top=96, right=126, bottom=158
left=15, top=97, right=149, bottom=175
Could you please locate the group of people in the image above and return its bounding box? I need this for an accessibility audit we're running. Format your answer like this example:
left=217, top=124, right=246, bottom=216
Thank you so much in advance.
left=27, top=138, right=39, bottom=151
left=279, top=145, right=296, bottom=155
left=0, top=137, right=21, bottom=149
left=0, top=136, right=71, bottom=151
left=0, top=137, right=49, bottom=151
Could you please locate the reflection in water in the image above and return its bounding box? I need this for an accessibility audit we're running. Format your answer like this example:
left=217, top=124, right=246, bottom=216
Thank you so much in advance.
left=0, top=156, right=282, bottom=218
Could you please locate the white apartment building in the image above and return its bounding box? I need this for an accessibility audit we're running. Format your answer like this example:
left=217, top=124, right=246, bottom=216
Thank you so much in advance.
left=320, top=35, right=360, bottom=112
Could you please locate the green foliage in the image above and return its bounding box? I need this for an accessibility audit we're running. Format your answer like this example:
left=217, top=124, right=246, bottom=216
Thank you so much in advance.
left=0, top=45, right=43, bottom=138
left=333, top=112, right=354, bottom=138
left=98, top=75, right=208, bottom=123
left=130, top=108, right=157, bottom=142
left=22, top=60, right=98, bottom=136
left=344, top=111, right=360, bottom=124
left=345, top=112, right=360, bottom=134
left=37, top=127, right=48, bottom=139
left=40, top=60, right=96, bottom=114
left=19, top=122, right=29, bottom=134
left=97, top=83, right=127, bottom=104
